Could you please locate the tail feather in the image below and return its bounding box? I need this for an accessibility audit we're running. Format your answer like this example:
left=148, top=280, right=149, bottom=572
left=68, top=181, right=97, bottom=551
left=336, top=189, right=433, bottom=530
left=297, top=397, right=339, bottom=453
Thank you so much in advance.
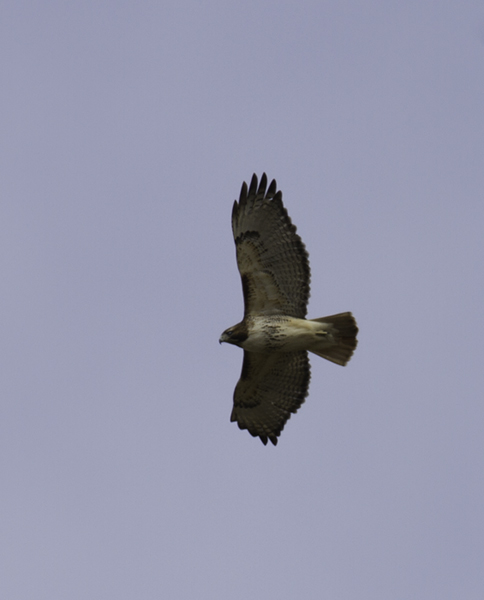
left=310, top=312, right=358, bottom=366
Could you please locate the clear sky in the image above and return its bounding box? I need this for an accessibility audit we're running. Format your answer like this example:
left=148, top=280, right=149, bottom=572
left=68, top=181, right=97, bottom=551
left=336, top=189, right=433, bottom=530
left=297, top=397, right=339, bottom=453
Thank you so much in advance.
left=1, top=1, right=483, bottom=599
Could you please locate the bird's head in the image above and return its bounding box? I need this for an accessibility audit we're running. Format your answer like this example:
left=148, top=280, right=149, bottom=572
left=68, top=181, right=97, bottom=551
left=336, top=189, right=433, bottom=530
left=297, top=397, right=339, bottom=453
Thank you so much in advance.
left=219, top=322, right=248, bottom=347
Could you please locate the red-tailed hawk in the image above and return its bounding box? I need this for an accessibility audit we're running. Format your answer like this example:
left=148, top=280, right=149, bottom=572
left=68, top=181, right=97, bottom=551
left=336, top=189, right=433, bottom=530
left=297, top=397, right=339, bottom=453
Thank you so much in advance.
left=220, top=174, right=358, bottom=445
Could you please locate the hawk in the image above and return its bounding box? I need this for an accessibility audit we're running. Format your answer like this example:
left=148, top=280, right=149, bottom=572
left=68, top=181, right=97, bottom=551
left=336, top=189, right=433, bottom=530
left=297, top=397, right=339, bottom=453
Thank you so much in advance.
left=220, top=174, right=358, bottom=445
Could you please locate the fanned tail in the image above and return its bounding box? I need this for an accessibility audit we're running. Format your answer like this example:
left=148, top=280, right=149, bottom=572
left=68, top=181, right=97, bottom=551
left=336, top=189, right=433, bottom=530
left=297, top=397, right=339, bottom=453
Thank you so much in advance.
left=309, top=312, right=358, bottom=366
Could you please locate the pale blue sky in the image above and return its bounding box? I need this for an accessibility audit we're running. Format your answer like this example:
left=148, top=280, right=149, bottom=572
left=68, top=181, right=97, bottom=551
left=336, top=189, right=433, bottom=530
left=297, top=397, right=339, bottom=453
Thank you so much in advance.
left=1, top=1, right=483, bottom=598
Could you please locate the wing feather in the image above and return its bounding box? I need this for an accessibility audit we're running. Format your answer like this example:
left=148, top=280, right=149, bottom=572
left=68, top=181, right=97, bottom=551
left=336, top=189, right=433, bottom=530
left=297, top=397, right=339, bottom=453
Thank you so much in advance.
left=232, top=174, right=310, bottom=318
left=231, top=350, right=310, bottom=445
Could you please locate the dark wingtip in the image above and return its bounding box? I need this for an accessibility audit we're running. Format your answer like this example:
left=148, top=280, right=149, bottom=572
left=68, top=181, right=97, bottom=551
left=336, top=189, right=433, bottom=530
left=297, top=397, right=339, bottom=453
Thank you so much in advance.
left=267, top=178, right=277, bottom=198
left=231, top=199, right=239, bottom=222
left=240, top=174, right=278, bottom=202
left=238, top=180, right=248, bottom=204
left=248, top=174, right=258, bottom=197
left=257, top=173, right=267, bottom=196
left=273, top=190, right=283, bottom=206
left=258, top=433, right=278, bottom=446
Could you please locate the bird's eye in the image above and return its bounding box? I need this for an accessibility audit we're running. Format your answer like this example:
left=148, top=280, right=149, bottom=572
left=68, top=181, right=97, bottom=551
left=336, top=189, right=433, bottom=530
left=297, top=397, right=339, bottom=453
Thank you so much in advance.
left=226, top=329, right=233, bottom=336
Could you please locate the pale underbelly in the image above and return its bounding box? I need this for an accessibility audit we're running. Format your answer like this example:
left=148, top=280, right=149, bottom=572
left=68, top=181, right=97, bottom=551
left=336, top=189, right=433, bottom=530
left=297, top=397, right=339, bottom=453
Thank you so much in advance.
left=240, top=317, right=335, bottom=353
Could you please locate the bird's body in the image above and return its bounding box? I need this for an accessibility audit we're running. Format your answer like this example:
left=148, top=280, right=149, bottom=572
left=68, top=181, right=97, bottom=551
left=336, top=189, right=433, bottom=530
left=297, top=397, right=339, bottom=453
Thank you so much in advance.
left=221, top=316, right=340, bottom=354
left=220, top=174, right=358, bottom=445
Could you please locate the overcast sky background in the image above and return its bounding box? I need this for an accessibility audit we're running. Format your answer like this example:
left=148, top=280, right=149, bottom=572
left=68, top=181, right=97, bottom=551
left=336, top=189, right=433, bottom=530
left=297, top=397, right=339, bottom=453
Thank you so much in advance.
left=1, top=1, right=483, bottom=599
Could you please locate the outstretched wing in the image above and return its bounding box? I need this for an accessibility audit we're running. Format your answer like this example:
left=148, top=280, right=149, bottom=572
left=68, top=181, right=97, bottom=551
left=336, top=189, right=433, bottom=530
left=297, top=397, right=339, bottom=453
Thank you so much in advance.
left=231, top=351, right=310, bottom=445
left=232, top=173, right=310, bottom=318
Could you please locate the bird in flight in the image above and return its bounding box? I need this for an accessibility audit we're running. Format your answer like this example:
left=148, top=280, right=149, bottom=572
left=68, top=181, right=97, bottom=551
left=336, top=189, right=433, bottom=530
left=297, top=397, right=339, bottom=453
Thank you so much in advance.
left=220, top=174, right=358, bottom=445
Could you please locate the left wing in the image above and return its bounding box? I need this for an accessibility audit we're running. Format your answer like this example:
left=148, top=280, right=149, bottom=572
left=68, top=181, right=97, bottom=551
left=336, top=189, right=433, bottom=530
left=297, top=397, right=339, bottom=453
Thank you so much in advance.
left=232, top=173, right=310, bottom=318
left=231, top=350, right=310, bottom=445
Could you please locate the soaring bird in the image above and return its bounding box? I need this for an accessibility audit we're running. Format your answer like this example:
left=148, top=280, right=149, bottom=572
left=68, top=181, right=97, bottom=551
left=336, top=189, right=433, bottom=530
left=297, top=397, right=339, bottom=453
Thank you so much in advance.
left=220, top=174, right=358, bottom=445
